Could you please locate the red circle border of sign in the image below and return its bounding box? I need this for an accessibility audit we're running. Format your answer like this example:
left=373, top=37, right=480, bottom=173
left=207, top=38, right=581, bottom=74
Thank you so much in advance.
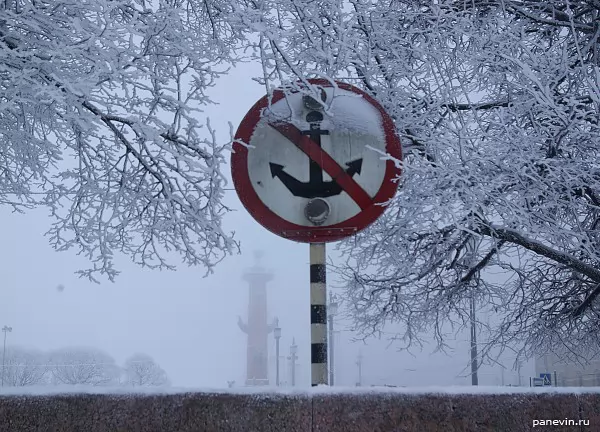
left=231, top=79, right=402, bottom=243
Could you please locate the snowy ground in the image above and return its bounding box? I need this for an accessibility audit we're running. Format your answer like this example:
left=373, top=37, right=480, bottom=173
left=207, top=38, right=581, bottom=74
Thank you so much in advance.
left=0, top=385, right=599, bottom=396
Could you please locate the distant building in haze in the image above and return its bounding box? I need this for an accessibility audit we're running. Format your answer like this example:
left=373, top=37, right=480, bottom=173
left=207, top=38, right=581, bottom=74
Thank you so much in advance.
left=237, top=251, right=277, bottom=386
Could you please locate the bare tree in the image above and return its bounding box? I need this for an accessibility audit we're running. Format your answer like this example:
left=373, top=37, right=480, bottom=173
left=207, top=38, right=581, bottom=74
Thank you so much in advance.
left=1, top=346, right=47, bottom=387
left=48, top=348, right=120, bottom=386
left=241, top=0, right=600, bottom=364
left=123, top=353, right=169, bottom=387
left=0, top=0, right=245, bottom=280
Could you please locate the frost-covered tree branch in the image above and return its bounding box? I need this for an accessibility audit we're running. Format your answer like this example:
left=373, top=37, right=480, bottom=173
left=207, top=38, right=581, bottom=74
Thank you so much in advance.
left=123, top=353, right=169, bottom=386
left=48, top=347, right=120, bottom=386
left=243, top=0, right=600, bottom=364
left=1, top=347, right=47, bottom=387
left=0, top=0, right=245, bottom=280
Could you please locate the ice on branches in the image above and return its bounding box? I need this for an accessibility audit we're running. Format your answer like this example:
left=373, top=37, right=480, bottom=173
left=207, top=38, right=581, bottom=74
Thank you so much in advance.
left=244, top=0, right=600, bottom=365
left=0, top=0, right=246, bottom=280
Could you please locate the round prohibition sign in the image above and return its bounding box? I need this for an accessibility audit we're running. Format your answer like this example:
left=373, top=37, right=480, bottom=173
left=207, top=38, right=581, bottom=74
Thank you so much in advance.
left=231, top=79, right=402, bottom=243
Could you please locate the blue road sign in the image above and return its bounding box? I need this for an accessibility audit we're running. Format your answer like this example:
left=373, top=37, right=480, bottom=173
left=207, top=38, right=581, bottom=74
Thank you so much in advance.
left=540, top=373, right=552, bottom=386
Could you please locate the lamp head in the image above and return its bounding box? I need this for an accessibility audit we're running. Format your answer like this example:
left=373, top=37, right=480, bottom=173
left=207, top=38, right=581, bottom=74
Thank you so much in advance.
left=302, top=87, right=327, bottom=111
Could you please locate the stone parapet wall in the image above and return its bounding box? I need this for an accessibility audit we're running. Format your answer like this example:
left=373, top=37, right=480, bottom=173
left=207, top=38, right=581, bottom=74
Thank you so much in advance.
left=0, top=389, right=598, bottom=431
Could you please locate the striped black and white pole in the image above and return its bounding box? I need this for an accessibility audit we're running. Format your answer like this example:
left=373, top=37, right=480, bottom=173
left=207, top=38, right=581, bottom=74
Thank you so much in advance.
left=310, top=242, right=328, bottom=386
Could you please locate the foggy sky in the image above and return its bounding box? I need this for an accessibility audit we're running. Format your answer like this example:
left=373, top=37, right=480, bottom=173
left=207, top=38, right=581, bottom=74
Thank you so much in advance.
left=0, top=63, right=534, bottom=389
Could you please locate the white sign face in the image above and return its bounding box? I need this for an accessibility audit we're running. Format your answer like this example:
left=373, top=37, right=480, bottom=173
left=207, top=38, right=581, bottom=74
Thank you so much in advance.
left=246, top=87, right=388, bottom=227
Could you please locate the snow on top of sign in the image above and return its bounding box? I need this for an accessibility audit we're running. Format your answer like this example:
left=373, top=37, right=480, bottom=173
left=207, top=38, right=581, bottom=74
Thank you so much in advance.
left=259, top=88, right=386, bottom=142
left=2, top=385, right=599, bottom=397
left=326, top=91, right=386, bottom=140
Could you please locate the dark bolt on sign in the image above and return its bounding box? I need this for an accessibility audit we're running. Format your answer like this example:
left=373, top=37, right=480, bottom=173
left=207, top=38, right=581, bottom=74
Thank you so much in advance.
left=231, top=79, right=402, bottom=243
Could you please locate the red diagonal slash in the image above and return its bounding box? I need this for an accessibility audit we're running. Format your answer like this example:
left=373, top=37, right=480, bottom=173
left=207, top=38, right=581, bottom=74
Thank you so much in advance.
left=269, top=122, right=372, bottom=210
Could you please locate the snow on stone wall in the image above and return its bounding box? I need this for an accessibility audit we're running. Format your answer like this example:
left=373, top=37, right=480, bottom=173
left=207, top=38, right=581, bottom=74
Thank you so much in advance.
left=0, top=387, right=598, bottom=431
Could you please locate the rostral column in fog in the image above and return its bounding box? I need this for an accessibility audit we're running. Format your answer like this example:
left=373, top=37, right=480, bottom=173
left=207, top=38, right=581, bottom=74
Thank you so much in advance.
left=238, top=251, right=277, bottom=386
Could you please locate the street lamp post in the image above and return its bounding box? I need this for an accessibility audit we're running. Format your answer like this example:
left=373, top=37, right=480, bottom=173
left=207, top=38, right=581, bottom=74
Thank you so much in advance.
left=2, top=325, right=12, bottom=387
left=328, top=292, right=338, bottom=386
left=274, top=319, right=281, bottom=387
left=470, top=293, right=478, bottom=386
left=289, top=338, right=298, bottom=387
left=466, top=236, right=479, bottom=386
left=356, top=351, right=363, bottom=386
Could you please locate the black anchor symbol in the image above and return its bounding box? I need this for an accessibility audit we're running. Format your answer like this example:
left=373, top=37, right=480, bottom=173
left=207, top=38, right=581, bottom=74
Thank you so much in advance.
left=269, top=110, right=363, bottom=199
